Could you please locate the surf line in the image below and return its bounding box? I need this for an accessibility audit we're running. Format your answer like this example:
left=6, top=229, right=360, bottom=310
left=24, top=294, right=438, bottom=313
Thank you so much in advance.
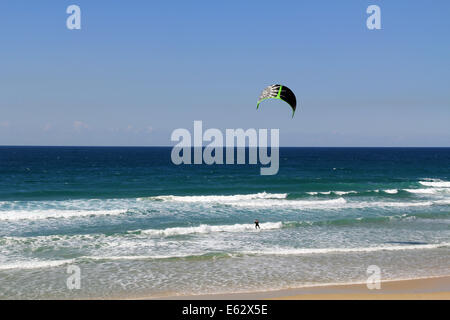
left=171, top=121, right=279, bottom=175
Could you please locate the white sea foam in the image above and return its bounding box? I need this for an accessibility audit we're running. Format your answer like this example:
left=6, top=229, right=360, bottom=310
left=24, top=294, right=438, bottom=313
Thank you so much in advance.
left=2, top=241, right=448, bottom=270
left=373, top=190, right=398, bottom=194
left=307, top=191, right=331, bottom=195
left=307, top=191, right=357, bottom=195
left=349, top=201, right=433, bottom=208
left=0, top=209, right=127, bottom=221
left=0, top=259, right=75, bottom=270
left=228, top=198, right=347, bottom=208
left=141, top=193, right=441, bottom=209
left=243, top=242, right=450, bottom=256
left=405, top=188, right=436, bottom=194
left=140, top=192, right=288, bottom=203
left=334, top=191, right=358, bottom=195
left=139, top=221, right=283, bottom=237
left=0, top=195, right=444, bottom=223
left=83, top=255, right=181, bottom=261
left=419, top=180, right=450, bottom=188
left=227, top=198, right=441, bottom=209
left=434, top=199, right=450, bottom=205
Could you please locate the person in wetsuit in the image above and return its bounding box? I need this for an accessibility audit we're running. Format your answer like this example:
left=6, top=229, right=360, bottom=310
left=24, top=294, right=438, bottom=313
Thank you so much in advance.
left=254, top=219, right=260, bottom=229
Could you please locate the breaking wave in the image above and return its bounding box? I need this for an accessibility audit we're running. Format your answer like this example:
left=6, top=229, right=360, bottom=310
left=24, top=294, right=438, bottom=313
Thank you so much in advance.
left=243, top=242, right=450, bottom=256
left=419, top=180, right=450, bottom=188
left=139, top=192, right=288, bottom=202
left=0, top=209, right=127, bottom=221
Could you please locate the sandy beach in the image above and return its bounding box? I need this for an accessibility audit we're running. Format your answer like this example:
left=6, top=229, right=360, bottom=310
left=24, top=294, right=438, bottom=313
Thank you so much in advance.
left=150, top=276, right=450, bottom=300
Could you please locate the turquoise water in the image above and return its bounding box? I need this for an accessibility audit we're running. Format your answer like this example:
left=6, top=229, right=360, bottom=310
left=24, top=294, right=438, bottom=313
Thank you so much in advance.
left=0, top=147, right=449, bottom=299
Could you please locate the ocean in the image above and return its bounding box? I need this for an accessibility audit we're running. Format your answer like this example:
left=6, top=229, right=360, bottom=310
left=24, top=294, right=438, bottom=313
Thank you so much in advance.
left=0, top=147, right=449, bottom=299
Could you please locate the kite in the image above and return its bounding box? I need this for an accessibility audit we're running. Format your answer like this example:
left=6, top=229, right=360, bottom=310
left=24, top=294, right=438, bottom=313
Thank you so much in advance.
left=257, top=84, right=297, bottom=118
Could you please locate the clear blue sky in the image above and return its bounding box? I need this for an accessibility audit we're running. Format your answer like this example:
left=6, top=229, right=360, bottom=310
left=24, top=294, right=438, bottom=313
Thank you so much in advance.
left=0, top=0, right=449, bottom=146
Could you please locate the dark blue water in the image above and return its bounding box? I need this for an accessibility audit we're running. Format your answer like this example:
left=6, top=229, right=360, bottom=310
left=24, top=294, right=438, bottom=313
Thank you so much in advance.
left=1, top=147, right=449, bottom=200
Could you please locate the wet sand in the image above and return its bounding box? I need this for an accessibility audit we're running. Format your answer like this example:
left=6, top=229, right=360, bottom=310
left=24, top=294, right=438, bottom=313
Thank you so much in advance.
left=148, top=276, right=450, bottom=300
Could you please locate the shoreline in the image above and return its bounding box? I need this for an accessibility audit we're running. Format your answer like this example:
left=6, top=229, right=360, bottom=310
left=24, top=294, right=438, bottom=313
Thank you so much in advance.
left=145, top=275, right=450, bottom=300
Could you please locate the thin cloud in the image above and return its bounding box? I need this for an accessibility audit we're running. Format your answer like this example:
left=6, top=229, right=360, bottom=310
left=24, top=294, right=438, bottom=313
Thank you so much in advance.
left=73, top=121, right=88, bottom=131
left=43, top=123, right=52, bottom=132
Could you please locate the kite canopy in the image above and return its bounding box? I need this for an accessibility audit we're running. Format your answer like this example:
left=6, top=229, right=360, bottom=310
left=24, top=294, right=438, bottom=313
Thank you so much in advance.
left=257, top=84, right=297, bottom=117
